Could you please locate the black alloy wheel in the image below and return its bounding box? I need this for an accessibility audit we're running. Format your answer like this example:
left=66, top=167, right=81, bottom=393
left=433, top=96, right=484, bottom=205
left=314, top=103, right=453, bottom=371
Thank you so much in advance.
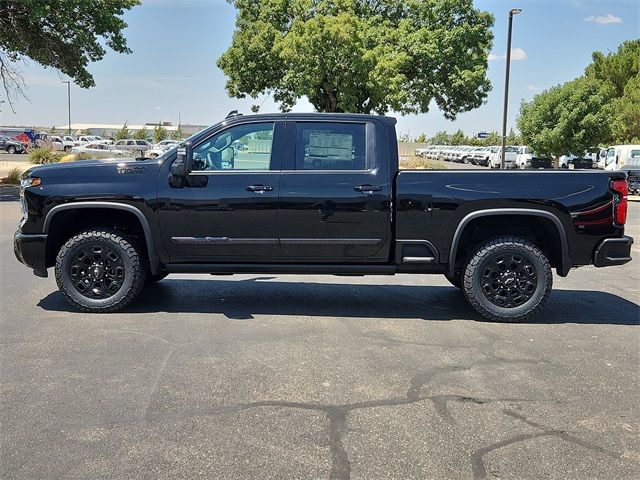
left=68, top=243, right=126, bottom=299
left=478, top=252, right=537, bottom=308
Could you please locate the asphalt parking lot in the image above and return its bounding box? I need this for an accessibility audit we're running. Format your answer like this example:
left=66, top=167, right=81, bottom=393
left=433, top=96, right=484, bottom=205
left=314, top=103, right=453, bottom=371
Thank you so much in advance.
left=1, top=185, right=639, bottom=480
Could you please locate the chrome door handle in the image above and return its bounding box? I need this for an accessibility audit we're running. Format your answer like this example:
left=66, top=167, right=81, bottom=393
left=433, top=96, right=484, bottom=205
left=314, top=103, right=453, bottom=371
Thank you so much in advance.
left=246, top=184, right=274, bottom=192
left=354, top=184, right=382, bottom=192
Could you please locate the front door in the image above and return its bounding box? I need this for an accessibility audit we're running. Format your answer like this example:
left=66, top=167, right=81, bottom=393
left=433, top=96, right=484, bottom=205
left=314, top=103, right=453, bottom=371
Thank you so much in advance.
left=277, top=120, right=391, bottom=262
left=158, top=121, right=284, bottom=262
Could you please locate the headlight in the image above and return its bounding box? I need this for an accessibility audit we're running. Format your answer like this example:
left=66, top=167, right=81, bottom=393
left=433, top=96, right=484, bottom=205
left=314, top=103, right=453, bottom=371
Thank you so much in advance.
left=20, top=177, right=41, bottom=189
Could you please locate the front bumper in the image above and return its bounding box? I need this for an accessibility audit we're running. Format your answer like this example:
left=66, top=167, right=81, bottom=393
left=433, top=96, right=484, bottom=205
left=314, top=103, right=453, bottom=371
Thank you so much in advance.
left=14, top=231, right=48, bottom=277
left=593, top=236, right=633, bottom=267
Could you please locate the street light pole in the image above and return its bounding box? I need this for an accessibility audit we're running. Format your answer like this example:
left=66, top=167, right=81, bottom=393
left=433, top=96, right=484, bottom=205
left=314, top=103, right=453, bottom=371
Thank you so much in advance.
left=62, top=81, right=71, bottom=136
left=501, top=8, right=522, bottom=169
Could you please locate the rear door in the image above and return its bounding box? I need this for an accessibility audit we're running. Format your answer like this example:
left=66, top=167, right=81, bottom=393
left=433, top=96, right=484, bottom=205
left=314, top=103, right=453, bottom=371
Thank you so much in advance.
left=277, top=120, right=391, bottom=262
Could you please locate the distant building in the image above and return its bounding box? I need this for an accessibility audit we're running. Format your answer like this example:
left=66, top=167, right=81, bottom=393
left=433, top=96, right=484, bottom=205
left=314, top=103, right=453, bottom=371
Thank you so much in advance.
left=56, top=122, right=208, bottom=139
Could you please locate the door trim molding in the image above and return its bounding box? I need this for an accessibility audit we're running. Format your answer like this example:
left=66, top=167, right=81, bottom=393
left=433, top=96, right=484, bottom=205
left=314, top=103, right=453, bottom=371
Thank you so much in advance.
left=171, top=237, right=279, bottom=245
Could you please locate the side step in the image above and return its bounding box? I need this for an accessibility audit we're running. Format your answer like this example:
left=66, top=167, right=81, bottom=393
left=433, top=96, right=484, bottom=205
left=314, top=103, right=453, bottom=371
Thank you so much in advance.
left=166, top=263, right=397, bottom=275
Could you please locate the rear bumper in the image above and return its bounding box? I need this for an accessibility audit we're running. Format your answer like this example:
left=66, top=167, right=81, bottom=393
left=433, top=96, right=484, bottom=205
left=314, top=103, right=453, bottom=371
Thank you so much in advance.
left=14, top=231, right=48, bottom=277
left=593, top=236, right=633, bottom=267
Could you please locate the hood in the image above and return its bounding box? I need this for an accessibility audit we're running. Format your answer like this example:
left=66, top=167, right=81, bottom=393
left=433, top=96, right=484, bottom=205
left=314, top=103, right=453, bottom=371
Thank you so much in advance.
left=24, top=157, right=164, bottom=194
left=26, top=157, right=159, bottom=176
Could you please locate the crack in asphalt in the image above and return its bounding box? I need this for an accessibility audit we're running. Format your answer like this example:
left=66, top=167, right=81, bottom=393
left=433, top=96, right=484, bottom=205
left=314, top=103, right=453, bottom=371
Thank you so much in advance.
left=470, top=409, right=628, bottom=480
left=98, top=326, right=631, bottom=480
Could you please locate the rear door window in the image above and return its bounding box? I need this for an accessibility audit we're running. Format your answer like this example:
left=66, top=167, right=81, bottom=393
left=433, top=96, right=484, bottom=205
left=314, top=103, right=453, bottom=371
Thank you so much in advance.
left=295, top=122, right=367, bottom=170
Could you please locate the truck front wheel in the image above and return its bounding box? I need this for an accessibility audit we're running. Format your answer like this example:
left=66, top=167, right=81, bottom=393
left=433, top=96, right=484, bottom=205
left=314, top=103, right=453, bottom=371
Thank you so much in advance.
left=55, top=229, right=146, bottom=312
left=462, top=236, right=552, bottom=322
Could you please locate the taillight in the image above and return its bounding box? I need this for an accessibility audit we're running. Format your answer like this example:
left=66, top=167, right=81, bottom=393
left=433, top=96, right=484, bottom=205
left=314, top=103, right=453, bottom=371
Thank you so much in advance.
left=611, top=179, right=628, bottom=226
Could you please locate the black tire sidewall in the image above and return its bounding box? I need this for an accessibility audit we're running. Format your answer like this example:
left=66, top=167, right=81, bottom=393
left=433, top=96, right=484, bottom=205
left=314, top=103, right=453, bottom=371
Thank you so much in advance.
left=464, top=240, right=551, bottom=321
left=8, top=146, right=15, bottom=154
left=56, top=232, right=142, bottom=311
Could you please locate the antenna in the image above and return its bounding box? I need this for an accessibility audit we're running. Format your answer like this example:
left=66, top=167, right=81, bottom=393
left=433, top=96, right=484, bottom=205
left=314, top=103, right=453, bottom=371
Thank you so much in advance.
left=226, top=110, right=242, bottom=119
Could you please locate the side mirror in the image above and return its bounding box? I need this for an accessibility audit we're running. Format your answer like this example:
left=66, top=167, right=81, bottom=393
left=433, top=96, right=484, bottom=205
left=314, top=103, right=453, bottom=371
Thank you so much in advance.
left=170, top=141, right=193, bottom=176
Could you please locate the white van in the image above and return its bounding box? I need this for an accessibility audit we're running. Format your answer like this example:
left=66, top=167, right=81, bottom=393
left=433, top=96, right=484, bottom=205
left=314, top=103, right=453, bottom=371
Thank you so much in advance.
left=603, top=145, right=640, bottom=171
left=515, top=146, right=533, bottom=169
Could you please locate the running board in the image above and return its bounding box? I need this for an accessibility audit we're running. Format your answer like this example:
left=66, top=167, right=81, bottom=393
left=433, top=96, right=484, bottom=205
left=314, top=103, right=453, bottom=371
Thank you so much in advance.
left=166, top=263, right=397, bottom=275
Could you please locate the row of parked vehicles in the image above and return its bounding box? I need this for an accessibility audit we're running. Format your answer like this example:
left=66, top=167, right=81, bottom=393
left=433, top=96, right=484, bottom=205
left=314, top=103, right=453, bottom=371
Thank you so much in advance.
left=49, top=136, right=180, bottom=158
left=415, top=143, right=640, bottom=174
left=415, top=144, right=528, bottom=168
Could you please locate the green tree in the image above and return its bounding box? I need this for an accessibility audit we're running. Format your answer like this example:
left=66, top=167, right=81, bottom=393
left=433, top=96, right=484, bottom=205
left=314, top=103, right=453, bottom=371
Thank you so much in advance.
left=611, top=75, right=640, bottom=143
left=518, top=77, right=614, bottom=158
left=115, top=123, right=129, bottom=140
left=153, top=123, right=168, bottom=143
left=449, top=129, right=467, bottom=145
left=430, top=131, right=450, bottom=145
left=133, top=126, right=148, bottom=140
left=484, top=131, right=501, bottom=146
left=586, top=40, right=639, bottom=97
left=0, top=0, right=139, bottom=109
left=415, top=133, right=427, bottom=143
left=171, top=126, right=183, bottom=141
left=218, top=0, right=494, bottom=118
left=506, top=128, right=521, bottom=145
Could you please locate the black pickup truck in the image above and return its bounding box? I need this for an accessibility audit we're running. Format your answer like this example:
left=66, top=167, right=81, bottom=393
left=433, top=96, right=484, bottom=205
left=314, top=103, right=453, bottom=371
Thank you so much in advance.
left=14, top=113, right=633, bottom=322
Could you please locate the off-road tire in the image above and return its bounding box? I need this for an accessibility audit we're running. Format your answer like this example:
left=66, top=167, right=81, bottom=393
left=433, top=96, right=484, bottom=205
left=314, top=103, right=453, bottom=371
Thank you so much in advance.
left=55, top=229, right=146, bottom=312
left=463, top=236, right=552, bottom=322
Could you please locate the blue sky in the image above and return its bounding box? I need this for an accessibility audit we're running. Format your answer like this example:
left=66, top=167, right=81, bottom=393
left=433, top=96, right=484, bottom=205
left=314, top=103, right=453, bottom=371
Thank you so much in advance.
left=1, top=0, right=638, bottom=138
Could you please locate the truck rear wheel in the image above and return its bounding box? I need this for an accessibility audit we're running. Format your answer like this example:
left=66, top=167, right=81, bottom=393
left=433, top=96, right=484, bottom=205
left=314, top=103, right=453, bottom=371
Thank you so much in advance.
left=55, top=229, right=146, bottom=312
left=462, top=236, right=552, bottom=322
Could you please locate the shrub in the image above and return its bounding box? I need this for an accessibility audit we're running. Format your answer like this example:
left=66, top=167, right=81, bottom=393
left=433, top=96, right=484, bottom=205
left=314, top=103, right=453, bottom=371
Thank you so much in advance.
left=2, top=167, right=22, bottom=184
left=399, top=156, right=446, bottom=170
left=28, top=147, right=63, bottom=164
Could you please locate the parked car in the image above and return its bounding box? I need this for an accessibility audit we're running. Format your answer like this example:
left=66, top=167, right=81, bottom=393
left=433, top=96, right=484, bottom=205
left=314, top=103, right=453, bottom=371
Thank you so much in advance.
left=489, top=146, right=518, bottom=168
left=112, top=139, right=151, bottom=156
left=14, top=112, right=633, bottom=323
left=153, top=139, right=180, bottom=150
left=559, top=154, right=595, bottom=169
left=0, top=135, right=26, bottom=154
left=50, top=136, right=74, bottom=152
left=602, top=145, right=640, bottom=171
left=71, top=143, right=128, bottom=157
left=146, top=142, right=179, bottom=158
left=470, top=146, right=497, bottom=167
left=62, top=136, right=82, bottom=147
left=621, top=166, right=640, bottom=195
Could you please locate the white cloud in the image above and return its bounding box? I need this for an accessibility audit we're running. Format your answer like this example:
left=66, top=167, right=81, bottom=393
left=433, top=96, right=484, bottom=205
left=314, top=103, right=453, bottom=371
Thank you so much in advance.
left=525, top=85, right=543, bottom=92
left=585, top=14, right=623, bottom=24
left=488, top=48, right=527, bottom=61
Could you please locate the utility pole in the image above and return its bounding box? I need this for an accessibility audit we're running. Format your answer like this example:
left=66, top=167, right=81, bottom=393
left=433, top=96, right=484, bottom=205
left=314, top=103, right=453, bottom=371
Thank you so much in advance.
left=501, top=8, right=522, bottom=169
left=62, top=81, right=71, bottom=136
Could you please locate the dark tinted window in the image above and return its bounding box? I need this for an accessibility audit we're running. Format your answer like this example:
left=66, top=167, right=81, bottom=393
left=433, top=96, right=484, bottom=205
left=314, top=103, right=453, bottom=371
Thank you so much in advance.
left=295, top=123, right=366, bottom=170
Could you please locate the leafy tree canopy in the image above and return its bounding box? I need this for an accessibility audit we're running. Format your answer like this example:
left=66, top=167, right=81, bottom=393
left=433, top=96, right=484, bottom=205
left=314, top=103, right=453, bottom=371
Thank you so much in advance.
left=585, top=39, right=640, bottom=97
left=133, top=126, right=148, bottom=140
left=518, top=77, right=614, bottom=157
left=429, top=131, right=451, bottom=145
left=218, top=0, right=494, bottom=118
left=518, top=40, right=639, bottom=153
left=115, top=123, right=129, bottom=141
left=0, top=0, right=139, bottom=109
left=171, top=126, right=183, bottom=141
left=153, top=124, right=168, bottom=143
